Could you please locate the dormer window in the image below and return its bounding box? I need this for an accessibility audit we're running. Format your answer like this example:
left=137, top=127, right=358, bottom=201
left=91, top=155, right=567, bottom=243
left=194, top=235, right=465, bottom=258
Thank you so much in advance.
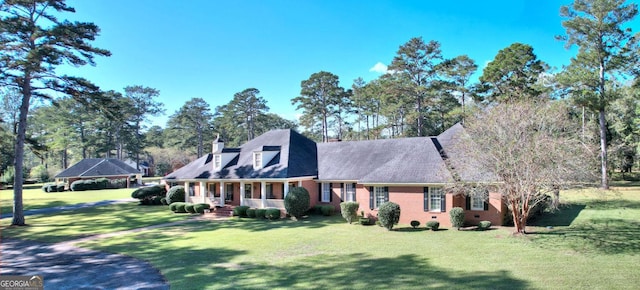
left=253, top=152, right=263, bottom=169
left=214, top=154, right=221, bottom=170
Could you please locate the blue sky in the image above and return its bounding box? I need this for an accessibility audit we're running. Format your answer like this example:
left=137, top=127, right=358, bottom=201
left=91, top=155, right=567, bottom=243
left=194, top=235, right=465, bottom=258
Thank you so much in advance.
left=60, top=0, right=639, bottom=128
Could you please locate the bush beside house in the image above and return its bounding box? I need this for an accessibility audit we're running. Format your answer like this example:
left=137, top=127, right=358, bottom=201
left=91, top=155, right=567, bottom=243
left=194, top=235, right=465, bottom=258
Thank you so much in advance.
left=378, top=202, right=401, bottom=230
left=284, top=187, right=310, bottom=219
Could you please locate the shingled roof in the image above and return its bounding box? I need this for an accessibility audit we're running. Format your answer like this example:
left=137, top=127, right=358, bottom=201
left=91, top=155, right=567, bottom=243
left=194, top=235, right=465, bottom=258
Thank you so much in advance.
left=436, top=123, right=497, bottom=183
left=55, top=158, right=140, bottom=178
left=317, top=136, right=454, bottom=184
left=164, top=129, right=317, bottom=180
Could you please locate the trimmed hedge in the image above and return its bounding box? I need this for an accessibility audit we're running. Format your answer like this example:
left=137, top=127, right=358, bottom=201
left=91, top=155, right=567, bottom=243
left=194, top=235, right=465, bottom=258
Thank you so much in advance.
left=185, top=203, right=196, bottom=213
left=233, top=206, right=250, bottom=217
left=56, top=184, right=65, bottom=192
left=312, top=205, right=324, bottom=215
left=166, top=185, right=186, bottom=204
left=426, top=220, right=440, bottom=231
left=69, top=178, right=116, bottom=191
left=340, top=202, right=359, bottom=223
left=265, top=208, right=281, bottom=220
left=256, top=209, right=267, bottom=219
left=132, top=185, right=167, bottom=205
left=246, top=208, right=256, bottom=218
left=378, top=202, right=401, bottom=230
left=478, top=221, right=492, bottom=231
left=42, top=183, right=58, bottom=193
left=169, top=203, right=179, bottom=212
left=410, top=220, right=421, bottom=229
left=284, top=187, right=310, bottom=219
left=173, top=202, right=187, bottom=213
left=321, top=205, right=335, bottom=216
left=449, top=207, right=465, bottom=230
left=160, top=198, right=168, bottom=205
left=193, top=203, right=211, bottom=214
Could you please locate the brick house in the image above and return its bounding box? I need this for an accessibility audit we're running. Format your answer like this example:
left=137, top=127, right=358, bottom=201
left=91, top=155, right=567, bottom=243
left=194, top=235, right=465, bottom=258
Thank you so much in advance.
left=163, top=124, right=506, bottom=226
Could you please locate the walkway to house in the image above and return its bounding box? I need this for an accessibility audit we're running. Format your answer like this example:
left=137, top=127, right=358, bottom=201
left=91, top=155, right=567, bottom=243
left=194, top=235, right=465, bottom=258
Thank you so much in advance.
left=1, top=202, right=229, bottom=289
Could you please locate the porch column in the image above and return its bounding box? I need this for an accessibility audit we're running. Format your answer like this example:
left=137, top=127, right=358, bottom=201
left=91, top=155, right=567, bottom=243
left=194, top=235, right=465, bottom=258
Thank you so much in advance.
left=240, top=181, right=245, bottom=206
left=261, top=181, right=266, bottom=208
left=219, top=181, right=225, bottom=206
left=184, top=182, right=190, bottom=202
left=284, top=182, right=289, bottom=198
left=200, top=182, right=206, bottom=203
left=298, top=180, right=302, bottom=187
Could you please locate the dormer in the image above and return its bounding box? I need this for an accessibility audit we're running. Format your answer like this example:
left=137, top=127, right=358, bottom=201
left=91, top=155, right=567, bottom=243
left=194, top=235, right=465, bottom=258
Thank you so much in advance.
left=212, top=134, right=240, bottom=170
left=253, top=146, right=281, bottom=170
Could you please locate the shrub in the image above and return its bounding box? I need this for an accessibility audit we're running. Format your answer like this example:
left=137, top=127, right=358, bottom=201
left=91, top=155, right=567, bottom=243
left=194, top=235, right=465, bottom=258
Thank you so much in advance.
left=359, top=217, right=371, bottom=225
left=169, top=203, right=179, bottom=212
left=193, top=203, right=211, bottom=214
left=160, top=197, right=168, bottom=205
left=131, top=185, right=167, bottom=205
left=321, top=205, right=335, bottom=216
left=410, top=220, right=421, bottom=229
left=233, top=206, right=250, bottom=217
left=70, top=180, right=87, bottom=191
left=173, top=202, right=187, bottom=213
left=426, top=220, right=440, bottom=231
left=166, top=185, right=185, bottom=204
left=83, top=179, right=97, bottom=190
left=42, top=183, right=58, bottom=193
left=478, top=221, right=492, bottom=231
left=256, top=209, right=267, bottom=219
left=312, top=205, right=324, bottom=215
left=30, top=165, right=50, bottom=183
left=1, top=166, right=15, bottom=185
left=284, top=187, right=310, bottom=219
left=185, top=203, right=196, bottom=213
left=246, top=208, right=256, bottom=218
left=378, top=202, right=401, bottom=230
left=56, top=184, right=65, bottom=192
left=449, top=207, right=465, bottom=230
left=340, top=202, right=360, bottom=223
left=265, top=208, right=281, bottom=220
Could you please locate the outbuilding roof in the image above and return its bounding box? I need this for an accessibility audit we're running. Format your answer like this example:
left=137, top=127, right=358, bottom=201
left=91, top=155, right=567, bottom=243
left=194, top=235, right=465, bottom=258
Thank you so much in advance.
left=55, top=158, right=140, bottom=178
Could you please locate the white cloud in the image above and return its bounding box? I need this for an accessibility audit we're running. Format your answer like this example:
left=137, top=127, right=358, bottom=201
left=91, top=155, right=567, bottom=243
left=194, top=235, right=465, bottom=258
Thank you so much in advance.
left=369, top=62, right=388, bottom=74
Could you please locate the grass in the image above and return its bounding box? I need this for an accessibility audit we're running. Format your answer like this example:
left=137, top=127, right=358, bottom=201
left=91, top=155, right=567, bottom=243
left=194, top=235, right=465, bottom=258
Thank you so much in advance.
left=2, top=185, right=639, bottom=289
left=0, top=184, right=134, bottom=215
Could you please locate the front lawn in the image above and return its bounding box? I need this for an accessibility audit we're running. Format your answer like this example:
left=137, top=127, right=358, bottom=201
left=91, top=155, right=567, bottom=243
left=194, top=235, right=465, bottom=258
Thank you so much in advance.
left=0, top=185, right=135, bottom=215
left=74, top=188, right=640, bottom=289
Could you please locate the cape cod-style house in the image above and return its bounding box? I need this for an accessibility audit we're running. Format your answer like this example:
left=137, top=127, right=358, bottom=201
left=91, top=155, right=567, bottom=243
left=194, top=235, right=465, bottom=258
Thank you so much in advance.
left=163, top=124, right=506, bottom=226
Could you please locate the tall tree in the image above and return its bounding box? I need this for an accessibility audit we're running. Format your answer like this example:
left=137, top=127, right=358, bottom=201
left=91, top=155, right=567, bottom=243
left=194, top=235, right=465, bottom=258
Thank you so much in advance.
left=166, top=98, right=214, bottom=157
left=557, top=0, right=639, bottom=189
left=292, top=71, right=345, bottom=142
left=388, top=37, right=444, bottom=136
left=123, top=85, right=164, bottom=169
left=0, top=0, right=111, bottom=225
left=229, top=88, right=268, bottom=142
left=476, top=43, right=548, bottom=104
left=441, top=55, right=478, bottom=124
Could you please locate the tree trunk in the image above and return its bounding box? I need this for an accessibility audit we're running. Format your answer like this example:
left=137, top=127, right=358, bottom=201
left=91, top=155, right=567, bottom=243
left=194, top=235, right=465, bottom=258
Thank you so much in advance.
left=12, top=78, right=32, bottom=226
left=599, top=108, right=609, bottom=189
left=416, top=97, right=423, bottom=137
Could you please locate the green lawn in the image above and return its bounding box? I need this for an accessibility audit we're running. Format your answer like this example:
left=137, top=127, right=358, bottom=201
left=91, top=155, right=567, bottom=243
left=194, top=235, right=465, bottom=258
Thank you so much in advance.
left=0, top=185, right=134, bottom=215
left=2, top=185, right=638, bottom=289
left=69, top=188, right=639, bottom=290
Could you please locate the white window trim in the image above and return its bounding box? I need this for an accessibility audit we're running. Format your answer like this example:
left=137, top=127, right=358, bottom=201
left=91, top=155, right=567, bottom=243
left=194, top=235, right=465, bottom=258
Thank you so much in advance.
left=428, top=187, right=443, bottom=212
left=253, top=152, right=263, bottom=169
left=244, top=183, right=252, bottom=199
left=345, top=183, right=355, bottom=202
left=374, top=186, right=387, bottom=209
left=214, top=154, right=222, bottom=169
left=471, top=195, right=484, bottom=211
left=321, top=183, right=331, bottom=202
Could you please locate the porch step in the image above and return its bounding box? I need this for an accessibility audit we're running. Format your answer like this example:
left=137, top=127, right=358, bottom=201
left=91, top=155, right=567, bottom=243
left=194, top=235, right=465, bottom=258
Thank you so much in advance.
left=207, top=205, right=235, bottom=217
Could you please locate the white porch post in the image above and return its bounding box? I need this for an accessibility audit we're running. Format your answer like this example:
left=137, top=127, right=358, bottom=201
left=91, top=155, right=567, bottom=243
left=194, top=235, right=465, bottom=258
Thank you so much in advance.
left=240, top=181, right=245, bottom=206
left=200, top=182, right=206, bottom=203
left=298, top=180, right=302, bottom=187
left=219, top=181, right=225, bottom=206
left=261, top=181, right=266, bottom=208
left=184, top=182, right=190, bottom=202
left=284, top=182, right=289, bottom=198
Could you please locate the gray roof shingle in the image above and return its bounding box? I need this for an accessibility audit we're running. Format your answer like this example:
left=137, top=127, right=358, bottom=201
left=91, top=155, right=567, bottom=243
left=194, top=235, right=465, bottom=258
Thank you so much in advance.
left=436, top=123, right=497, bottom=183
left=55, top=158, right=140, bottom=178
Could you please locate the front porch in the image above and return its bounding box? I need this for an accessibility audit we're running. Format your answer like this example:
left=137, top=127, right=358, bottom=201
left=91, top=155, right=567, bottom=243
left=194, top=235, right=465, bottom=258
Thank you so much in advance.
left=184, top=179, right=306, bottom=209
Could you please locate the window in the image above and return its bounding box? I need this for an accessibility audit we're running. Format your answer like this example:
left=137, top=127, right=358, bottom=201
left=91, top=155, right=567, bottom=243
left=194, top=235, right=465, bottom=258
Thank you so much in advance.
left=266, top=183, right=274, bottom=199
left=321, top=183, right=331, bottom=202
left=469, top=188, right=488, bottom=211
left=188, top=184, right=195, bottom=197
left=244, top=184, right=252, bottom=199
left=214, top=154, right=221, bottom=169
left=471, top=196, right=484, bottom=210
left=253, top=152, right=262, bottom=169
left=345, top=183, right=355, bottom=202
left=208, top=183, right=217, bottom=198
left=374, top=187, right=387, bottom=208
left=226, top=183, right=234, bottom=201
left=426, top=187, right=444, bottom=212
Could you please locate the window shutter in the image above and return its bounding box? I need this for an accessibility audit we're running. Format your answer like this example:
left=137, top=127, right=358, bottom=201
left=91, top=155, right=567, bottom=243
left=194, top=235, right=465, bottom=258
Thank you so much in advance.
left=384, top=186, right=389, bottom=202
left=466, top=195, right=471, bottom=210
left=423, top=187, right=429, bottom=212
left=484, top=197, right=489, bottom=211
left=329, top=183, right=333, bottom=202
left=441, top=193, right=446, bottom=212
left=340, top=183, right=344, bottom=202
left=318, top=183, right=322, bottom=202
left=369, top=187, right=374, bottom=209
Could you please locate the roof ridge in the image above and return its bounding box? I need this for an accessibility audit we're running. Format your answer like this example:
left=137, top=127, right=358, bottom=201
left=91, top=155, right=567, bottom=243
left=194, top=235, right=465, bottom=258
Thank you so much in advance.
left=79, top=158, right=107, bottom=177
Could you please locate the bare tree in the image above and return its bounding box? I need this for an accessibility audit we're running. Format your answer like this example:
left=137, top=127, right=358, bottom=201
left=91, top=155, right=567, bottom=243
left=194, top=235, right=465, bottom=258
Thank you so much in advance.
left=448, top=101, right=596, bottom=234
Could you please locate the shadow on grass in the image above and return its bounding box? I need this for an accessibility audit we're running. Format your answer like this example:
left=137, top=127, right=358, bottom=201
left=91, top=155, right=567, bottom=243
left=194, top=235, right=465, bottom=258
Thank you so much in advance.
left=531, top=218, right=640, bottom=255
left=206, top=214, right=345, bottom=232
left=529, top=203, right=586, bottom=227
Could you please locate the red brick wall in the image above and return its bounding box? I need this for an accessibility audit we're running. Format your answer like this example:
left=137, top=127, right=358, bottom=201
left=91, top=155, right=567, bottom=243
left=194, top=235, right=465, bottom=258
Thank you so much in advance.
left=463, top=191, right=505, bottom=226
